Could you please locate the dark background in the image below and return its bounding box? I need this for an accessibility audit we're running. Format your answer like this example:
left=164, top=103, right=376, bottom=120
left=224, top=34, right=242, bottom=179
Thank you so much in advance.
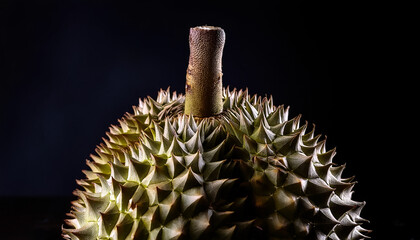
left=0, top=0, right=415, bottom=239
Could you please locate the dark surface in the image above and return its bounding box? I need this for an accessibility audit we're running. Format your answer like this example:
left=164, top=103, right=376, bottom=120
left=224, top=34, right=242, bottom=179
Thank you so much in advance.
left=0, top=197, right=74, bottom=240
left=0, top=0, right=416, bottom=239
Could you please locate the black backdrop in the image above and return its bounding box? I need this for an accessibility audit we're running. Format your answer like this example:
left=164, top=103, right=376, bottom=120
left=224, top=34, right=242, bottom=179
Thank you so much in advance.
left=0, top=0, right=415, bottom=239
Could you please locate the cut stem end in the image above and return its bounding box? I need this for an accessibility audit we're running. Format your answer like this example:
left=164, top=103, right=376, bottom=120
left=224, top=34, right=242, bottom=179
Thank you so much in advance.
left=184, top=26, right=226, bottom=117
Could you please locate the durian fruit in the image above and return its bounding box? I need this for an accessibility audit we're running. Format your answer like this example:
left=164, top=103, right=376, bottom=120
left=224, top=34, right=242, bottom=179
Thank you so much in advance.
left=63, top=26, right=369, bottom=240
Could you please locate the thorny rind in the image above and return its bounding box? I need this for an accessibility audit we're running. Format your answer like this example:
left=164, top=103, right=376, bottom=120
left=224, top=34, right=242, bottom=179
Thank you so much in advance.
left=63, top=87, right=370, bottom=240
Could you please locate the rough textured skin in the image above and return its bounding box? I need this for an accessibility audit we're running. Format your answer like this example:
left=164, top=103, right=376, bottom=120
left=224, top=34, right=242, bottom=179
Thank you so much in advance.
left=184, top=26, right=225, bottom=117
left=63, top=88, right=369, bottom=240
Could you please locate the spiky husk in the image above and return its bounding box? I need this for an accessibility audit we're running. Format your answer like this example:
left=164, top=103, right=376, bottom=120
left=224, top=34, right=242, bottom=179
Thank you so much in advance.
left=63, top=88, right=369, bottom=240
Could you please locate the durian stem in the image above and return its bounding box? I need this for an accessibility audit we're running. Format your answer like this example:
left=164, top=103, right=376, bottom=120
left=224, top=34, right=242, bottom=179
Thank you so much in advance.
left=184, top=26, right=225, bottom=117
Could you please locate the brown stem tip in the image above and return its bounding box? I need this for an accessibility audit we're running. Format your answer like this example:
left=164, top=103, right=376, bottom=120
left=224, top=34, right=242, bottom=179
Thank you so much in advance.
left=184, top=26, right=226, bottom=117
